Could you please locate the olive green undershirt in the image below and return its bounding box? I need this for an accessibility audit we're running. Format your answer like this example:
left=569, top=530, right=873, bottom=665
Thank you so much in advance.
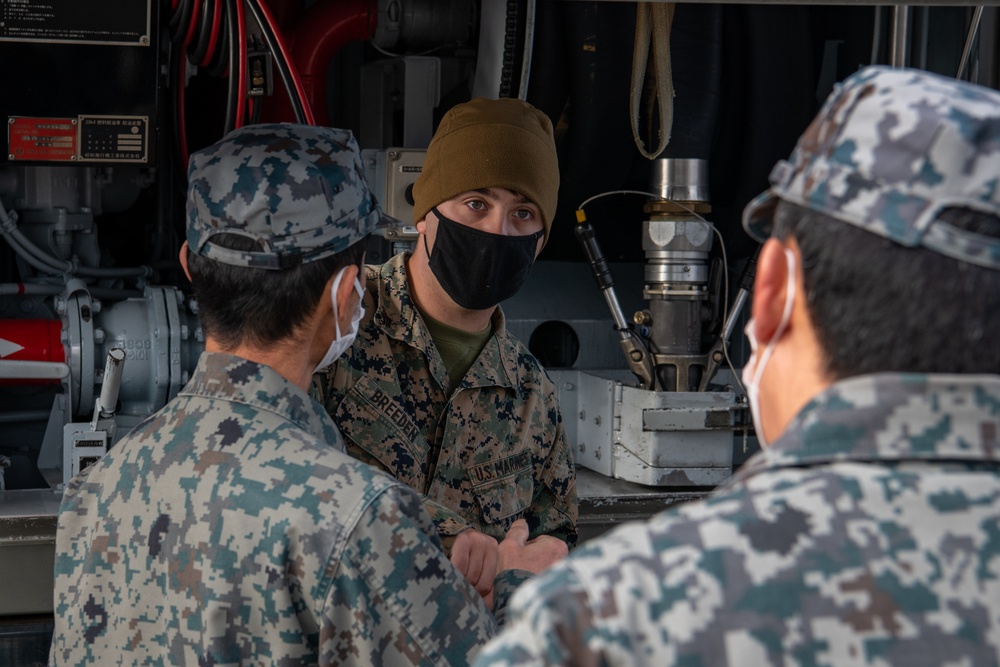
left=421, top=311, right=493, bottom=392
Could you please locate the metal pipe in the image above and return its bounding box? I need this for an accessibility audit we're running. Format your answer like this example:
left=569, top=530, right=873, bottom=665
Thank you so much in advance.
left=0, top=360, right=70, bottom=380
left=957, top=6, right=985, bottom=80
left=890, top=5, right=910, bottom=67
left=871, top=5, right=884, bottom=64
left=0, top=410, right=51, bottom=423
left=652, top=159, right=710, bottom=203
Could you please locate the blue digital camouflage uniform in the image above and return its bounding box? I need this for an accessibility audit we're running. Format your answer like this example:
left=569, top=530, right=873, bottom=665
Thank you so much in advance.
left=477, top=64, right=1000, bottom=667
left=312, top=253, right=578, bottom=550
left=474, top=373, right=1000, bottom=665
left=51, top=352, right=524, bottom=666
left=50, top=123, right=522, bottom=666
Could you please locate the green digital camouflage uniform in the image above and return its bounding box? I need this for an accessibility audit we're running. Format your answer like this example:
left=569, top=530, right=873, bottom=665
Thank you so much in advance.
left=474, top=373, right=1000, bottom=665
left=50, top=354, right=523, bottom=666
left=313, top=253, right=578, bottom=549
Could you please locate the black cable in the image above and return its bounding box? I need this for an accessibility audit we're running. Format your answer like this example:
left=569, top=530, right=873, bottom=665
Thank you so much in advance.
left=206, top=1, right=230, bottom=78
left=248, top=34, right=265, bottom=124
left=190, top=0, right=215, bottom=65
left=244, top=0, right=307, bottom=123
left=249, top=97, right=263, bottom=124
left=220, top=0, right=239, bottom=134
left=168, top=44, right=188, bottom=188
left=246, top=0, right=305, bottom=122
left=170, top=0, right=195, bottom=44
left=169, top=0, right=189, bottom=32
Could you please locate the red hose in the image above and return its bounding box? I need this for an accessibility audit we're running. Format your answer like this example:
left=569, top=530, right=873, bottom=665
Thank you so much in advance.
left=182, top=0, right=202, bottom=47
left=200, top=0, right=224, bottom=68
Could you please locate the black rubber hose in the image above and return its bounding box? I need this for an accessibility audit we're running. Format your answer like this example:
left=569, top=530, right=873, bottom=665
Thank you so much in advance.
left=524, top=0, right=568, bottom=125
left=545, top=3, right=639, bottom=262
left=657, top=3, right=723, bottom=160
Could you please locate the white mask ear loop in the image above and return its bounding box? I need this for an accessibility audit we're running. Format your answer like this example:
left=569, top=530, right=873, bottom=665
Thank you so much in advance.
left=313, top=266, right=365, bottom=374
left=330, top=265, right=347, bottom=341
left=747, top=248, right=797, bottom=391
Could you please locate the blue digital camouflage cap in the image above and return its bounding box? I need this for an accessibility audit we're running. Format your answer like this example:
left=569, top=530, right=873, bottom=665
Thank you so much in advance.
left=187, top=124, right=396, bottom=270
left=743, top=65, right=1000, bottom=270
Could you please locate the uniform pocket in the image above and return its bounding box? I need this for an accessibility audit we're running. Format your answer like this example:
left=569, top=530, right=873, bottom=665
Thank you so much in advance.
left=467, top=451, right=533, bottom=525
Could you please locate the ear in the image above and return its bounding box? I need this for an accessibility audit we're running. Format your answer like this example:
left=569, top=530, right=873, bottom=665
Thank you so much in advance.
left=750, top=238, right=795, bottom=345
left=415, top=210, right=432, bottom=235
left=413, top=210, right=437, bottom=263
left=333, top=264, right=361, bottom=326
left=178, top=241, right=192, bottom=282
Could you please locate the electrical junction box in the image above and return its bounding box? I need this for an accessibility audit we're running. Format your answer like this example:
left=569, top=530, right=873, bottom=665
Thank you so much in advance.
left=0, top=0, right=160, bottom=166
left=62, top=425, right=107, bottom=484
left=362, top=147, right=425, bottom=240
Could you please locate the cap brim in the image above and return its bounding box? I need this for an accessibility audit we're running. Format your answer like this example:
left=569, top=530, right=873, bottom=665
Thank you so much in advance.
left=376, top=210, right=405, bottom=229
left=742, top=190, right=779, bottom=243
left=361, top=204, right=406, bottom=237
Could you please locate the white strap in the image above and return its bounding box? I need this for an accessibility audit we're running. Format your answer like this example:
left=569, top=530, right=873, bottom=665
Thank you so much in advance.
left=630, top=2, right=675, bottom=159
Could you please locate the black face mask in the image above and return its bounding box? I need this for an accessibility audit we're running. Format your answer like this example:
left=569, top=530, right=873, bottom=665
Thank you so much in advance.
left=425, top=207, right=543, bottom=310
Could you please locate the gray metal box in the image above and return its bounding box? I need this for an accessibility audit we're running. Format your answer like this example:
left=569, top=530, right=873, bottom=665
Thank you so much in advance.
left=554, top=369, right=739, bottom=487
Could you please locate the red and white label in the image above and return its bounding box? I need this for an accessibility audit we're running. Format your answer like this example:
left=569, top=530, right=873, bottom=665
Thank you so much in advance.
left=8, top=117, right=77, bottom=161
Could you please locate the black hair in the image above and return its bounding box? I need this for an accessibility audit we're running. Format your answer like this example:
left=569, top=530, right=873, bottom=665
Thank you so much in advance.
left=186, top=235, right=365, bottom=350
left=772, top=200, right=1000, bottom=378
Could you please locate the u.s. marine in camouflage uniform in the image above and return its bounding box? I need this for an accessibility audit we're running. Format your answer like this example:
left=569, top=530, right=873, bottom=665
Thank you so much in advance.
left=474, top=66, right=1000, bottom=665
left=50, top=124, right=567, bottom=666
left=314, top=253, right=576, bottom=546
left=313, top=98, right=578, bottom=598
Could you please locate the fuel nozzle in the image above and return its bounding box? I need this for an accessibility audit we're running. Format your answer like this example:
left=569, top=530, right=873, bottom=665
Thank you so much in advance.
left=575, top=210, right=655, bottom=389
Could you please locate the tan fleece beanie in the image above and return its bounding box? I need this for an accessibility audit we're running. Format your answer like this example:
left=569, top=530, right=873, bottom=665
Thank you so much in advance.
left=412, top=97, right=559, bottom=245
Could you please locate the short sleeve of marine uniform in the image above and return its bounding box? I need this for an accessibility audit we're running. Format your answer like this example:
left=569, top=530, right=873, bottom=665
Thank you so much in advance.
left=320, top=480, right=498, bottom=666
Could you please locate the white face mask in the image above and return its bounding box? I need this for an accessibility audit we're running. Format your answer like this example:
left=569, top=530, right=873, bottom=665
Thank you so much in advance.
left=742, top=248, right=797, bottom=448
left=313, top=266, right=365, bottom=374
